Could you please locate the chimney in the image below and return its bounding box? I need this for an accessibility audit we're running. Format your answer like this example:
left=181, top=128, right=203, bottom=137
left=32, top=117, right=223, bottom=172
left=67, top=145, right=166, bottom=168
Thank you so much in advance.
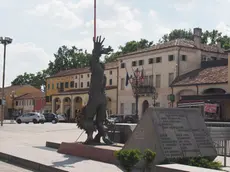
left=217, top=41, right=221, bottom=49
left=193, top=28, right=202, bottom=48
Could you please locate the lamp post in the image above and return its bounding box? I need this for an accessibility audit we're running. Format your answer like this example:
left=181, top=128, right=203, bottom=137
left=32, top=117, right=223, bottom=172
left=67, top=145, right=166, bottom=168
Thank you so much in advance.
left=0, top=37, right=13, bottom=126
left=129, top=68, right=144, bottom=120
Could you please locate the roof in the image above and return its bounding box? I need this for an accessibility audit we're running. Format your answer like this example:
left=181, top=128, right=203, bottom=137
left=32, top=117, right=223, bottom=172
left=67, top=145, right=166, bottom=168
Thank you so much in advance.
left=49, top=61, right=118, bottom=78
left=0, top=85, right=36, bottom=94
left=171, top=66, right=228, bottom=86
left=15, top=91, right=45, bottom=100
left=118, top=39, right=225, bottom=59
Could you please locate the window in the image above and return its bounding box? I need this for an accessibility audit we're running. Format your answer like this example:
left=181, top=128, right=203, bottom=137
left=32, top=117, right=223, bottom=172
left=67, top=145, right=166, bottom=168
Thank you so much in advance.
left=70, top=81, right=74, bottom=88
left=75, top=75, right=78, bottom=79
left=121, top=63, right=125, bottom=68
left=156, top=57, right=162, bottom=63
left=109, top=79, right=112, bottom=85
left=120, top=103, right=124, bottom=114
left=139, top=60, right=144, bottom=65
left=132, top=61, right=137, bottom=66
left=56, top=83, right=59, bottom=89
left=149, top=75, right=153, bottom=85
left=168, top=55, right=174, bottom=61
left=60, top=83, right=64, bottom=89
left=144, top=76, right=148, bottom=85
left=181, top=55, right=187, bottom=61
left=75, top=83, right=78, bottom=88
left=121, top=78, right=125, bottom=90
left=81, top=75, right=83, bottom=78
left=131, top=103, right=136, bottom=114
left=110, top=71, right=112, bottom=75
left=47, top=84, right=50, bottom=90
left=65, top=82, right=69, bottom=88
left=168, top=73, right=174, bottom=85
left=87, top=74, right=90, bottom=77
left=81, top=82, right=83, bottom=88
left=148, top=58, right=154, bottom=64
left=87, top=81, right=90, bottom=87
left=15, top=101, right=18, bottom=106
left=156, top=74, right=161, bottom=88
left=52, top=84, right=54, bottom=89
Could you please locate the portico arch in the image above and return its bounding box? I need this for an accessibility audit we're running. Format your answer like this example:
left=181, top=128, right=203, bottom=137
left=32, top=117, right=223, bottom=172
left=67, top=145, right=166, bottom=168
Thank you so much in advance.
left=176, top=89, right=196, bottom=101
left=52, top=97, right=61, bottom=114
left=202, top=88, right=226, bottom=95
left=142, top=100, right=149, bottom=114
left=63, top=97, right=71, bottom=121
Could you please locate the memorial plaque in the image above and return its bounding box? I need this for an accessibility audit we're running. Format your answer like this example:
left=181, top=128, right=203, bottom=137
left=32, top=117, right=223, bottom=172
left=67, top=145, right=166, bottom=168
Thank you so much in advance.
left=123, top=108, right=217, bottom=166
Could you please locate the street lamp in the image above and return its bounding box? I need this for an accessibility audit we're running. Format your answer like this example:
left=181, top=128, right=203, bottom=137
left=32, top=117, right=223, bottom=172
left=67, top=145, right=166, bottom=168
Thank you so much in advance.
left=129, top=68, right=144, bottom=120
left=0, top=37, right=13, bottom=126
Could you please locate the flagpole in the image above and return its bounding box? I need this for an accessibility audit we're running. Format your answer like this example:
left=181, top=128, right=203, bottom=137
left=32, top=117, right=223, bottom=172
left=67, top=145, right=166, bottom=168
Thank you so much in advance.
left=94, top=0, right=96, bottom=41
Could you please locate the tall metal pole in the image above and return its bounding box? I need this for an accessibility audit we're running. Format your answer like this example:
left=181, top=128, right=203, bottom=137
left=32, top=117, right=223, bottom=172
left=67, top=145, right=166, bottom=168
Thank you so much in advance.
left=1, top=43, right=6, bottom=126
left=94, top=0, right=96, bottom=41
left=135, top=78, right=138, bottom=119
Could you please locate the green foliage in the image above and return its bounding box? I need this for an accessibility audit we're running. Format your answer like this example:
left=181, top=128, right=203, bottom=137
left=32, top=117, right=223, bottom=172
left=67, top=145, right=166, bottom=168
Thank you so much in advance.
left=161, top=157, right=222, bottom=170
left=159, top=28, right=230, bottom=50
left=143, top=149, right=156, bottom=166
left=114, top=149, right=142, bottom=172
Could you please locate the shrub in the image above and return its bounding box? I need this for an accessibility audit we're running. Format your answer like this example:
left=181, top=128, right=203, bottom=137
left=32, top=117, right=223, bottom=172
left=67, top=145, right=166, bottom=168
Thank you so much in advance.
left=161, top=157, right=222, bottom=170
left=114, top=149, right=142, bottom=172
left=142, top=149, right=156, bottom=172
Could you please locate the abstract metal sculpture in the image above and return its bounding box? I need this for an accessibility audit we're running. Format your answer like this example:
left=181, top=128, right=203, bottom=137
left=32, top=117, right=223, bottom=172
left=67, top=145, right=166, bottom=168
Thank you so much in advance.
left=76, top=36, right=113, bottom=145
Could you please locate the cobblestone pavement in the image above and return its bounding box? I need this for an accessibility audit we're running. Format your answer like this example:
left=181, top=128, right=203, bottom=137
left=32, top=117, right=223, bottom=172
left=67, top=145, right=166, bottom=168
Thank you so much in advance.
left=0, top=160, right=34, bottom=172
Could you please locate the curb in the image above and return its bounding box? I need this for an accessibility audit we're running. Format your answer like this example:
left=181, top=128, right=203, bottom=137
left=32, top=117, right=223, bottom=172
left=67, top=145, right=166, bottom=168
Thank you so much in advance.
left=0, top=152, right=68, bottom=172
left=45, top=141, right=124, bottom=150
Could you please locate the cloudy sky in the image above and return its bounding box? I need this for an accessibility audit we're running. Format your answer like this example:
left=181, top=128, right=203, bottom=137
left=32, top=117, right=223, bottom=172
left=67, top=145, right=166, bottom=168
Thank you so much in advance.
left=0, top=0, right=229, bottom=86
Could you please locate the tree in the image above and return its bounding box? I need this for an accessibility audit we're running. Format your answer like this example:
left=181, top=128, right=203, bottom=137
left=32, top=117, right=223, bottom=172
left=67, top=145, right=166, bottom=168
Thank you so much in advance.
left=159, top=28, right=230, bottom=50
left=47, top=46, right=92, bottom=76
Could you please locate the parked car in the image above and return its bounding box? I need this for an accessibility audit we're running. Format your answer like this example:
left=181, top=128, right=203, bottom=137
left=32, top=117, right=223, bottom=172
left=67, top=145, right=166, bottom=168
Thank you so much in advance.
left=107, top=115, right=124, bottom=123
left=124, top=114, right=139, bottom=123
left=57, top=114, right=67, bottom=122
left=43, top=113, right=58, bottom=123
left=16, top=112, right=45, bottom=124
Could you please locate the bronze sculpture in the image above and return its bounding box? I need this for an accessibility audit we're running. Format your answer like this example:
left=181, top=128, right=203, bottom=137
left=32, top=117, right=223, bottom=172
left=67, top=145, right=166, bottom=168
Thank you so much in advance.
left=76, top=36, right=113, bottom=145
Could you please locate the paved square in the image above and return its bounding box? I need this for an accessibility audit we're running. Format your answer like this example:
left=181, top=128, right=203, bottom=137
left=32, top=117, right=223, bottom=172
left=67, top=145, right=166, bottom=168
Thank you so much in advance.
left=0, top=122, right=229, bottom=172
left=0, top=123, right=122, bottom=172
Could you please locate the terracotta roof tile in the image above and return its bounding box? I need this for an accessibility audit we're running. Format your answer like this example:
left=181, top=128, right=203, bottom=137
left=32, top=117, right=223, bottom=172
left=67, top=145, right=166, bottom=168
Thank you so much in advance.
left=49, top=61, right=118, bottom=78
left=118, top=39, right=225, bottom=58
left=15, top=91, right=45, bottom=100
left=172, top=66, right=228, bottom=86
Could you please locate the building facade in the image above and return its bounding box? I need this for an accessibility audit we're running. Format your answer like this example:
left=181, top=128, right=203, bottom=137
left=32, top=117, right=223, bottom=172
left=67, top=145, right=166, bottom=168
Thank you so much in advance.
left=0, top=85, right=41, bottom=119
left=14, top=91, right=45, bottom=113
left=45, top=61, right=118, bottom=119
left=117, top=28, right=227, bottom=117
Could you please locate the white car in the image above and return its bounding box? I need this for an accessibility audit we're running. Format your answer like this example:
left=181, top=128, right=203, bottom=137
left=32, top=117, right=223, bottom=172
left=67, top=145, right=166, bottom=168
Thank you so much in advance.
left=57, top=114, right=66, bottom=122
left=16, top=112, right=45, bottom=124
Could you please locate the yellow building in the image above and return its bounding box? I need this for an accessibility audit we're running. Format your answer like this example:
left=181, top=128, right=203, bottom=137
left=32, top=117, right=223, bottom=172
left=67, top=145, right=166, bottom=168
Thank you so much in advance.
left=0, top=85, right=41, bottom=119
left=45, top=61, right=119, bottom=119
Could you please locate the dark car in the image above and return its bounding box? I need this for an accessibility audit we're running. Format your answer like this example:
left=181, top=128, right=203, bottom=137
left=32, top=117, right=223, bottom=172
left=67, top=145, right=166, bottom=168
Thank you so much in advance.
left=124, top=114, right=139, bottom=123
left=108, top=115, right=124, bottom=123
left=43, top=113, right=58, bottom=123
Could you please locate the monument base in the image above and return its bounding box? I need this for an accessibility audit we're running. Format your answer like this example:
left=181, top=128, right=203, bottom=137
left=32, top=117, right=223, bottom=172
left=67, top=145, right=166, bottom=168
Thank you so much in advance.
left=58, top=142, right=122, bottom=164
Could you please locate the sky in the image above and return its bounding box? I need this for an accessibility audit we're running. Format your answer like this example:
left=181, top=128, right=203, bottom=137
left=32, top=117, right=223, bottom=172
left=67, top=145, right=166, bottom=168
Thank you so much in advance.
left=0, top=0, right=230, bottom=86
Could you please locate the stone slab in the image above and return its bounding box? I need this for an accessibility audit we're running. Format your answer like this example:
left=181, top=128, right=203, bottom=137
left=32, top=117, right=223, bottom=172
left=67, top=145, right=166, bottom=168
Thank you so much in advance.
left=58, top=142, right=121, bottom=164
left=0, top=160, right=34, bottom=172
left=156, top=164, right=222, bottom=172
left=124, top=108, right=217, bottom=167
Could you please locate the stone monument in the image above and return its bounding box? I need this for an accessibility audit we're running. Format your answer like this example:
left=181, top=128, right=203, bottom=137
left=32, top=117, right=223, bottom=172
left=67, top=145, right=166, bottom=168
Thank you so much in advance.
left=123, top=107, right=217, bottom=167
